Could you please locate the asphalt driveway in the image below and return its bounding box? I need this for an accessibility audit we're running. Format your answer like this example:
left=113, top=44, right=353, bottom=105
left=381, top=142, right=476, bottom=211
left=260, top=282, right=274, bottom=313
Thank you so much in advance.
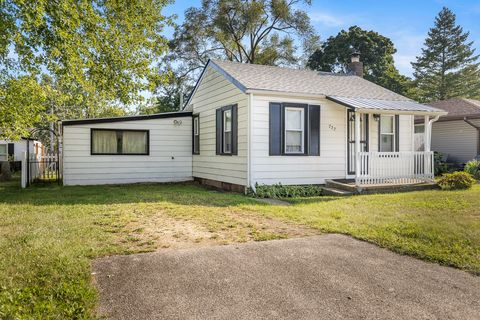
left=93, top=234, right=480, bottom=320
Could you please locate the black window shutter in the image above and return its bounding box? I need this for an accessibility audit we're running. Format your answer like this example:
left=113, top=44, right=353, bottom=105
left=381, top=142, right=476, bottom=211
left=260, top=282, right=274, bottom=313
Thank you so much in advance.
left=269, top=103, right=282, bottom=155
left=308, top=105, right=320, bottom=156
left=215, top=108, right=222, bottom=155
left=395, top=115, right=400, bottom=152
left=7, top=143, right=14, bottom=156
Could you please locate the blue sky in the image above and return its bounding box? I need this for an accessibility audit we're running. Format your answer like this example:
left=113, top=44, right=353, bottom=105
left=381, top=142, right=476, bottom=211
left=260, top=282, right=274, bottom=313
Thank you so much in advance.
left=163, top=0, right=480, bottom=77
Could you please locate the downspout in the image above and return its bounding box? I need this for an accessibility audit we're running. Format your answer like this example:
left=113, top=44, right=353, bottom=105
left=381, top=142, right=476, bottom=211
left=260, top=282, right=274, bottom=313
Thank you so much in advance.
left=247, top=92, right=254, bottom=193
left=425, top=115, right=440, bottom=151
left=463, top=117, right=480, bottom=156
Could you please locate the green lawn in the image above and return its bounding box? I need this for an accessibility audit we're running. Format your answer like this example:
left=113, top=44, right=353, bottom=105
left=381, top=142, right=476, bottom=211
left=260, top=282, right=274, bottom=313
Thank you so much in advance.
left=0, top=180, right=479, bottom=319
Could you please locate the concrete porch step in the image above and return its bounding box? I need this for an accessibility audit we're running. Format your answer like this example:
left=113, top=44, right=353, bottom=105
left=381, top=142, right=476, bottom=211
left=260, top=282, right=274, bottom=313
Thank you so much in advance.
left=325, top=179, right=357, bottom=193
left=321, top=187, right=354, bottom=196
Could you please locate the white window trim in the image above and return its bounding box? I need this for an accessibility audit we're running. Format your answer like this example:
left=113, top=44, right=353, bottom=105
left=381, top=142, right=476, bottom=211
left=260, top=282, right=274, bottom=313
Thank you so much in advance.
left=284, top=107, right=305, bottom=154
left=194, top=117, right=199, bottom=136
left=223, top=109, right=232, bottom=154
left=380, top=115, right=396, bottom=152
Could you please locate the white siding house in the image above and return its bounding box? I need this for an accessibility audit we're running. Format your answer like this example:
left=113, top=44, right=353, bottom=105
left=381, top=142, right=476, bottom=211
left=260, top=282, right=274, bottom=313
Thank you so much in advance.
left=0, top=138, right=43, bottom=162
left=62, top=59, right=446, bottom=190
left=62, top=113, right=192, bottom=186
left=418, top=99, right=480, bottom=164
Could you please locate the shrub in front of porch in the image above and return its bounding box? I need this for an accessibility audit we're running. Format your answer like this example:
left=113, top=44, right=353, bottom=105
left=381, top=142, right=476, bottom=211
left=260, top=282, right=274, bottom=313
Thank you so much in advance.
left=437, top=172, right=476, bottom=190
left=464, top=160, right=480, bottom=180
left=252, top=183, right=324, bottom=198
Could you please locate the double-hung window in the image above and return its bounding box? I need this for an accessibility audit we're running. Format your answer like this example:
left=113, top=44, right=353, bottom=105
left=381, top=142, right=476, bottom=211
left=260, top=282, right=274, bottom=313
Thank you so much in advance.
left=91, top=129, right=149, bottom=155
left=0, top=144, right=7, bottom=161
left=216, top=104, right=237, bottom=155
left=284, top=107, right=304, bottom=154
left=193, top=115, right=200, bottom=154
left=223, top=109, right=232, bottom=154
left=379, top=115, right=396, bottom=152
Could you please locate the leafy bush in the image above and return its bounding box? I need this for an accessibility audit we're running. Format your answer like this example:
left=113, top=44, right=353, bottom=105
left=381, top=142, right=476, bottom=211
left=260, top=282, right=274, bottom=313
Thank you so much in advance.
left=437, top=172, right=476, bottom=190
left=434, top=151, right=449, bottom=176
left=251, top=183, right=324, bottom=198
left=464, top=160, right=480, bottom=180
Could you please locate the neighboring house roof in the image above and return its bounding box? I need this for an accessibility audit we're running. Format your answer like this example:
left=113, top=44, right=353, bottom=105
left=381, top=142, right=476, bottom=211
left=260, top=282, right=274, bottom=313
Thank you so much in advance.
left=426, top=98, right=480, bottom=121
left=187, top=59, right=446, bottom=115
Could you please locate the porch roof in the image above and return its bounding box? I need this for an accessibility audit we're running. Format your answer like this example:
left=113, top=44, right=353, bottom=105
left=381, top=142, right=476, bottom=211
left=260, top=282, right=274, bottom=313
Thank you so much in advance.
left=326, top=96, right=448, bottom=116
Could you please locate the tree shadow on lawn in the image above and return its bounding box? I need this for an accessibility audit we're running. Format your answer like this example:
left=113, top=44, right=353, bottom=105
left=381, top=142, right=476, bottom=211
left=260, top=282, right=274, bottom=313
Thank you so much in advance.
left=1, top=181, right=338, bottom=208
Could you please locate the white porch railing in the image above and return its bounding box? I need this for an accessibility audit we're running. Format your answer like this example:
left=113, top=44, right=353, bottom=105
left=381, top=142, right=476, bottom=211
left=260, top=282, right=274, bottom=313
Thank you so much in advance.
left=356, top=151, right=434, bottom=186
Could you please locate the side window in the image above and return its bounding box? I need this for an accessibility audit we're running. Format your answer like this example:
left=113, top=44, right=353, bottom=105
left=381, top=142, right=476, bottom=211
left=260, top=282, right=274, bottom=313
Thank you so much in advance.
left=193, top=115, right=200, bottom=154
left=91, top=129, right=149, bottom=155
left=216, top=105, right=238, bottom=155
left=223, top=109, right=232, bottom=153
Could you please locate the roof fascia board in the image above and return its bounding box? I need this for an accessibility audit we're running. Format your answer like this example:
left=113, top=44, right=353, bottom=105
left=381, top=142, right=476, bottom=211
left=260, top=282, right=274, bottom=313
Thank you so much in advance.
left=62, top=111, right=192, bottom=126
left=245, top=89, right=326, bottom=99
left=355, top=108, right=447, bottom=116
left=183, top=60, right=211, bottom=109
left=184, top=60, right=248, bottom=109
left=209, top=61, right=247, bottom=93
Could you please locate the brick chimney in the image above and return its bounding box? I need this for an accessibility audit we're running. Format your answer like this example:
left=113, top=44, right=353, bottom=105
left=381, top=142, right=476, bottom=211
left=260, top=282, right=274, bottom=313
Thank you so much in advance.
left=348, top=52, right=364, bottom=77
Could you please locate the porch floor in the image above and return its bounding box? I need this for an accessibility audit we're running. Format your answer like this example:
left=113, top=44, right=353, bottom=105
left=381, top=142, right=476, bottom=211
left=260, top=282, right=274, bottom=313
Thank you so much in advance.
left=326, top=179, right=438, bottom=194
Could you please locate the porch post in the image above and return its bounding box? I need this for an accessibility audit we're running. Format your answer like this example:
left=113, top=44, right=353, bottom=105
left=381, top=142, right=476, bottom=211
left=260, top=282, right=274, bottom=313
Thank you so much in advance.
left=355, top=111, right=361, bottom=183
left=423, top=115, right=430, bottom=152
left=423, top=115, right=431, bottom=179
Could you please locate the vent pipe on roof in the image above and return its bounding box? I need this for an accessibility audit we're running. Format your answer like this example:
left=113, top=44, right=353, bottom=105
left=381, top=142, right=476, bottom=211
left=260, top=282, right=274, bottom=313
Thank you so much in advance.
left=348, top=52, right=364, bottom=77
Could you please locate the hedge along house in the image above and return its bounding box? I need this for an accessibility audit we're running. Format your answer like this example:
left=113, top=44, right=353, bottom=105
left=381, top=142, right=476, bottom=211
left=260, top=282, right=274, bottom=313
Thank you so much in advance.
left=62, top=57, right=447, bottom=191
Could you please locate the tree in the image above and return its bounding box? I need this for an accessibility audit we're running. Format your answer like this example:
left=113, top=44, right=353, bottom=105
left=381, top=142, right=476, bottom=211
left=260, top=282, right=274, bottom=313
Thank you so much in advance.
left=0, top=76, right=49, bottom=140
left=412, top=7, right=480, bottom=102
left=0, top=0, right=171, bottom=139
left=162, top=0, right=319, bottom=88
left=306, top=26, right=411, bottom=95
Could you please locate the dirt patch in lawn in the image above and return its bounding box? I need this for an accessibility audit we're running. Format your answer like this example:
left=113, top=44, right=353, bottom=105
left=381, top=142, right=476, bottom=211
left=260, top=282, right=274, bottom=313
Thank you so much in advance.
left=117, top=207, right=319, bottom=252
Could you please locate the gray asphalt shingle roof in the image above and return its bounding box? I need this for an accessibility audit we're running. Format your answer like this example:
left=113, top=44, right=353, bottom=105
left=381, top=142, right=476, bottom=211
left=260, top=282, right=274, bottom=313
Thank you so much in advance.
left=209, top=60, right=446, bottom=114
left=211, top=59, right=408, bottom=100
left=427, top=98, right=480, bottom=118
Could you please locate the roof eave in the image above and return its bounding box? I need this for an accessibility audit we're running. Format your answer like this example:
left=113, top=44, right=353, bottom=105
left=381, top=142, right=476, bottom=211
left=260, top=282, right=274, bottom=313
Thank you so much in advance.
left=355, top=108, right=448, bottom=116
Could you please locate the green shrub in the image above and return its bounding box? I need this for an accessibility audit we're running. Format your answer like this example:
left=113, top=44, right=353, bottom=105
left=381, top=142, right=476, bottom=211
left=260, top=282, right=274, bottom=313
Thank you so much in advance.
left=464, top=160, right=480, bottom=180
left=437, top=172, right=476, bottom=190
left=251, top=183, right=324, bottom=198
left=434, top=152, right=449, bottom=176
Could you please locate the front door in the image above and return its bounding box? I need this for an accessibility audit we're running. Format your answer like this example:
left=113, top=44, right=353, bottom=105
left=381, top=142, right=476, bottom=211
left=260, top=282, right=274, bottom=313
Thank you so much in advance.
left=347, top=110, right=369, bottom=175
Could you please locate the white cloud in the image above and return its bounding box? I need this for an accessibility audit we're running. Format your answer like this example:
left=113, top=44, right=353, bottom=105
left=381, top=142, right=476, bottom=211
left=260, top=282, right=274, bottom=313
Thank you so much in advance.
left=309, top=12, right=345, bottom=27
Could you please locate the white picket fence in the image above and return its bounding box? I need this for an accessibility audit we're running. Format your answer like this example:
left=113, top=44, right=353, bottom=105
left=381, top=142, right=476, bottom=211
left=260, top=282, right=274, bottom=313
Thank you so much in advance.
left=356, top=151, right=434, bottom=186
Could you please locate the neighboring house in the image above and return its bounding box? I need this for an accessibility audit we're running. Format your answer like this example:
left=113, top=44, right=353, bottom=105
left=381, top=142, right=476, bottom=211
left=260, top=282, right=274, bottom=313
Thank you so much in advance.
left=0, top=138, right=44, bottom=162
left=416, top=98, right=480, bottom=165
left=62, top=58, right=446, bottom=190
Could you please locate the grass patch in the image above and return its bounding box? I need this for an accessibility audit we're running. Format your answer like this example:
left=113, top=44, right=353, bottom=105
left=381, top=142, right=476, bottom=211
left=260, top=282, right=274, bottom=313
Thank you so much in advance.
left=252, top=187, right=480, bottom=274
left=0, top=179, right=479, bottom=318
